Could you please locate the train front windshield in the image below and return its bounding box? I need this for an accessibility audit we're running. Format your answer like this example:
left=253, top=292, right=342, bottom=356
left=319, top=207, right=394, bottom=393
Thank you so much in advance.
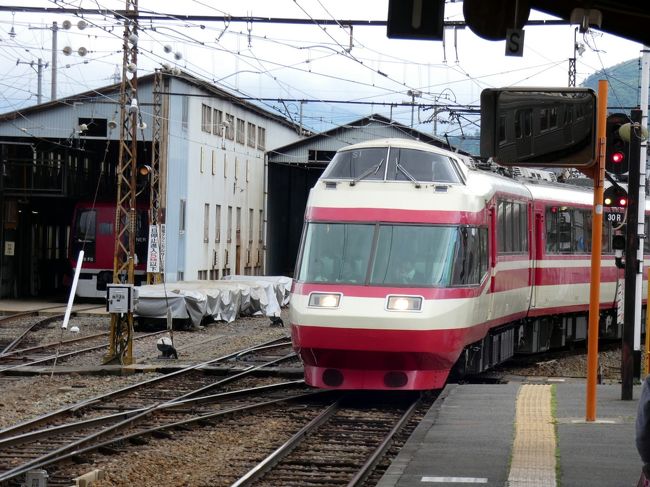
left=297, top=223, right=460, bottom=286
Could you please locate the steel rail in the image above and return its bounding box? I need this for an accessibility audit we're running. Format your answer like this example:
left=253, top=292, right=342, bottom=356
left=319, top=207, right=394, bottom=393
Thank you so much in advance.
left=0, top=331, right=108, bottom=358
left=346, top=396, right=423, bottom=486
left=0, top=380, right=306, bottom=449
left=0, top=336, right=290, bottom=438
left=0, top=376, right=317, bottom=482
left=231, top=399, right=342, bottom=487
left=0, top=330, right=168, bottom=371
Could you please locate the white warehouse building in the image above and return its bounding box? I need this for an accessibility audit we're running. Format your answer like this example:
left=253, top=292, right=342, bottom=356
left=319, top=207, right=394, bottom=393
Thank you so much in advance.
left=0, top=70, right=303, bottom=299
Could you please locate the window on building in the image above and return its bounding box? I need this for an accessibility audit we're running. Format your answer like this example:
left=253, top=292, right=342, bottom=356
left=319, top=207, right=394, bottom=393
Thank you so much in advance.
left=213, top=109, right=223, bottom=135
left=257, top=127, right=266, bottom=150
left=211, top=150, right=216, bottom=175
left=200, top=146, right=204, bottom=173
left=225, top=114, right=234, bottom=140
left=227, top=206, right=233, bottom=243
left=203, top=203, right=210, bottom=243
left=201, top=104, right=212, bottom=133
left=247, top=122, right=256, bottom=147
left=236, top=207, right=242, bottom=244
left=236, top=118, right=246, bottom=144
left=182, top=97, right=189, bottom=131
left=249, top=208, right=254, bottom=243
left=215, top=205, right=221, bottom=243
left=258, top=209, right=263, bottom=243
left=179, top=199, right=186, bottom=234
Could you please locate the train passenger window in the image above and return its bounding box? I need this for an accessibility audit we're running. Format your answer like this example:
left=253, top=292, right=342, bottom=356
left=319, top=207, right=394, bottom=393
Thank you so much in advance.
left=497, top=200, right=528, bottom=254
left=545, top=207, right=593, bottom=254
left=540, top=108, right=549, bottom=132
left=321, top=148, right=387, bottom=180
left=498, top=115, right=506, bottom=143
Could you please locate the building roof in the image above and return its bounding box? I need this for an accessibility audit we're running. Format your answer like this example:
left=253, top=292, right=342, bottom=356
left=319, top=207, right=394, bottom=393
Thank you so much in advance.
left=0, top=70, right=302, bottom=133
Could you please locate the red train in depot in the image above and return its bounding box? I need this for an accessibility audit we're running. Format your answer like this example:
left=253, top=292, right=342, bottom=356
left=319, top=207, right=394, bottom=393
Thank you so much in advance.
left=69, top=201, right=148, bottom=298
left=289, top=138, right=648, bottom=390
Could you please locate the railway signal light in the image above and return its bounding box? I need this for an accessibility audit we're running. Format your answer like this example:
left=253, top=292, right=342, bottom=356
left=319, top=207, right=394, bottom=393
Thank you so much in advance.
left=603, top=184, right=628, bottom=208
left=605, top=113, right=630, bottom=175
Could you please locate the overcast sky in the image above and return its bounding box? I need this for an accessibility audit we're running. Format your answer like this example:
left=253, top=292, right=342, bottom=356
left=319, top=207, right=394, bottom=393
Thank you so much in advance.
left=0, top=0, right=644, bottom=136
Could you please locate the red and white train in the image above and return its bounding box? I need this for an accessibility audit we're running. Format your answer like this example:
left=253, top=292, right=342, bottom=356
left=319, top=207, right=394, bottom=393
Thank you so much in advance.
left=69, top=201, right=148, bottom=298
left=289, top=138, right=648, bottom=390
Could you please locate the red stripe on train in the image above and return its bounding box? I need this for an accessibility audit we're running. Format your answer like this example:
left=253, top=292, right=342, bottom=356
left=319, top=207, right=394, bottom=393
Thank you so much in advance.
left=306, top=206, right=487, bottom=225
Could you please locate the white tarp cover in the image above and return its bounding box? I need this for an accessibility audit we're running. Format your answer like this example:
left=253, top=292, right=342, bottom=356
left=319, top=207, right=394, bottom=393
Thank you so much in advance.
left=135, top=276, right=291, bottom=326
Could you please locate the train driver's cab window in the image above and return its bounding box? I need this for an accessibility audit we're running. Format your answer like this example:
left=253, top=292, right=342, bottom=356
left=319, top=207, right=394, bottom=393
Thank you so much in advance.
left=75, top=210, right=96, bottom=241
left=497, top=200, right=528, bottom=254
left=297, top=222, right=485, bottom=287
left=71, top=208, right=96, bottom=261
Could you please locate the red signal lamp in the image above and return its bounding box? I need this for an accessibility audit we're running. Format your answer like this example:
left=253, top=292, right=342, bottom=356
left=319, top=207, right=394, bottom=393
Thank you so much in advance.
left=618, top=197, right=627, bottom=206
left=611, top=152, right=625, bottom=164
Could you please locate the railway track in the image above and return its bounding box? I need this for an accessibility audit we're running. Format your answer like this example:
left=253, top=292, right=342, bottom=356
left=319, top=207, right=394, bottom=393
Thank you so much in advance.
left=231, top=392, right=434, bottom=487
left=0, top=337, right=300, bottom=485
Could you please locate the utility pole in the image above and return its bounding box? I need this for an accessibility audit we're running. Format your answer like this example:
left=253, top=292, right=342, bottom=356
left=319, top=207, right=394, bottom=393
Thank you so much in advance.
left=407, top=89, right=422, bottom=128
left=29, top=21, right=58, bottom=100
left=104, top=0, right=139, bottom=365
left=146, top=68, right=167, bottom=285
left=16, top=59, right=47, bottom=104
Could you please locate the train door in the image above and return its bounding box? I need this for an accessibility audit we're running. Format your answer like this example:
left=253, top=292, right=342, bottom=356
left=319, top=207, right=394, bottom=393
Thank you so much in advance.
left=531, top=206, right=545, bottom=309
left=487, top=202, right=498, bottom=321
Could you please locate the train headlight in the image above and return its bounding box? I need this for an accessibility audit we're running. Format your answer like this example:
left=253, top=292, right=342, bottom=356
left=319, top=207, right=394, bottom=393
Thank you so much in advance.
left=386, top=295, right=422, bottom=312
left=308, top=292, right=341, bottom=308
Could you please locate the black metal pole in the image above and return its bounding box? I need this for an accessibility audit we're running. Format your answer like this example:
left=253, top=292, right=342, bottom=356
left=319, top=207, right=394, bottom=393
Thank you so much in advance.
left=622, top=108, right=642, bottom=400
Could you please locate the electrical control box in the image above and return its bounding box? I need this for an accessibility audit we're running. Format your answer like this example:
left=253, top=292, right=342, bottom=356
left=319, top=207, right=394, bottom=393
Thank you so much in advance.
left=106, top=284, right=138, bottom=313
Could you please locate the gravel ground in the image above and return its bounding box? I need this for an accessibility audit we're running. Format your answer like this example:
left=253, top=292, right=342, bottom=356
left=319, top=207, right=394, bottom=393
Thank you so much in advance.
left=0, top=311, right=290, bottom=430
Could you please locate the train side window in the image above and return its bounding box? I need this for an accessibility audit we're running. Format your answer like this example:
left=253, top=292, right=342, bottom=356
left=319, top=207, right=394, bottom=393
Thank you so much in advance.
left=498, top=115, right=506, bottom=143
left=549, top=107, right=558, bottom=128
left=646, top=217, right=650, bottom=254
left=545, top=207, right=558, bottom=253
left=479, top=227, right=488, bottom=279
left=497, top=201, right=506, bottom=252
left=540, top=108, right=549, bottom=132
left=451, top=226, right=481, bottom=286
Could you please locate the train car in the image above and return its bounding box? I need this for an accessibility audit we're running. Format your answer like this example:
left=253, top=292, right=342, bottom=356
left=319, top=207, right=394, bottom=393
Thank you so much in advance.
left=69, top=201, right=148, bottom=298
left=289, top=138, right=646, bottom=390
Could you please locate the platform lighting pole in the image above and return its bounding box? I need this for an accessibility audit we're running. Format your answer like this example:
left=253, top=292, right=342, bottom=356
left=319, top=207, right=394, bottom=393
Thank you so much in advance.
left=104, top=0, right=139, bottom=365
left=586, top=79, right=608, bottom=422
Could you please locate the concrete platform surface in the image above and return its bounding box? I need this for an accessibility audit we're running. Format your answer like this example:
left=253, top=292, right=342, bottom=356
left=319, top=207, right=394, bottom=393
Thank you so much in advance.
left=378, top=379, right=642, bottom=487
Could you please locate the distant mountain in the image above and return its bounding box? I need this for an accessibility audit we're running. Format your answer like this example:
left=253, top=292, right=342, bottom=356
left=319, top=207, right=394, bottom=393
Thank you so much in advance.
left=580, top=58, right=643, bottom=112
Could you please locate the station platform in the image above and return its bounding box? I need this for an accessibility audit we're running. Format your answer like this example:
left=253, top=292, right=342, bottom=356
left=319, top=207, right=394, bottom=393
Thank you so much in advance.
left=378, top=378, right=642, bottom=487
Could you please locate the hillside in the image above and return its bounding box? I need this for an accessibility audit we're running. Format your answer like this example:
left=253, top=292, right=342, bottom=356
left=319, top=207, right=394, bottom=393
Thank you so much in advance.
left=580, top=58, right=643, bottom=112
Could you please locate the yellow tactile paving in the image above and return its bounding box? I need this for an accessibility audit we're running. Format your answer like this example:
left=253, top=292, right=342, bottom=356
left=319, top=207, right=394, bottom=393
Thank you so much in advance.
left=507, top=384, right=557, bottom=487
